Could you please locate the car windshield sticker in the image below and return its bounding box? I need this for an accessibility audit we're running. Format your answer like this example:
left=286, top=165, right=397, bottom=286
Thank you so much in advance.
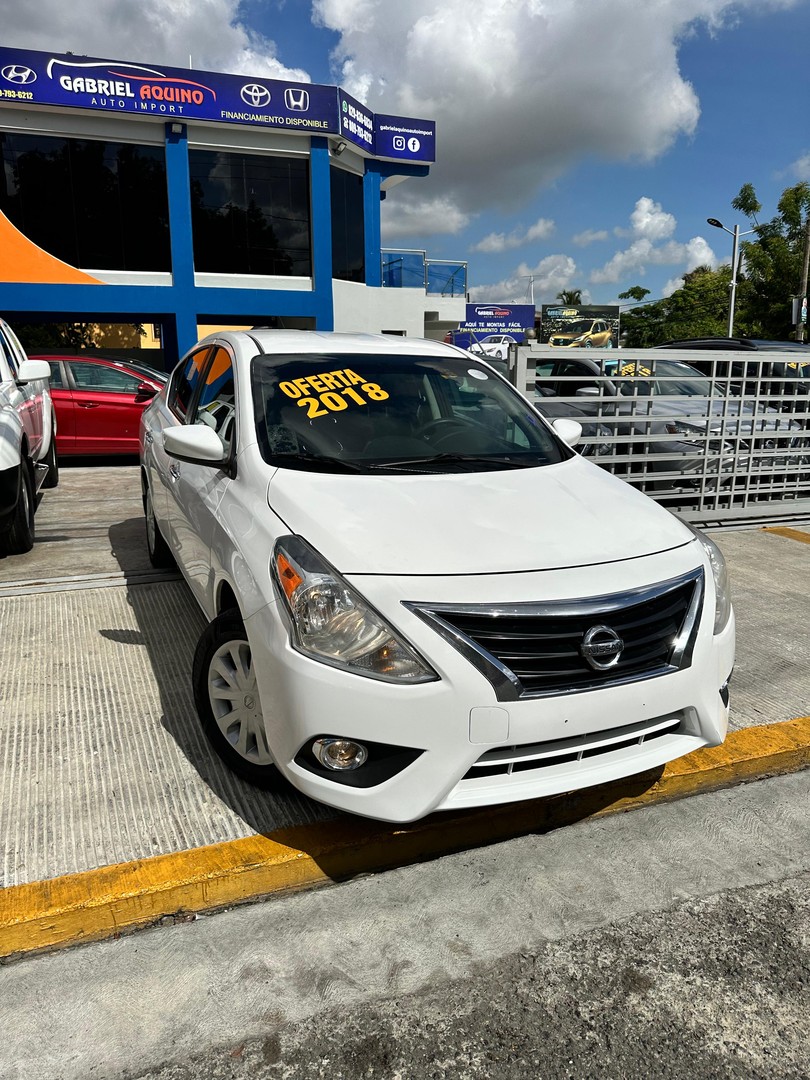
left=618, top=362, right=652, bottom=377
left=467, top=369, right=489, bottom=380
left=278, top=368, right=389, bottom=419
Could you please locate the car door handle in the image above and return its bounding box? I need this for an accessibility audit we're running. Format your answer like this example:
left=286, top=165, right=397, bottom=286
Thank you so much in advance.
left=169, top=463, right=181, bottom=481
left=78, top=402, right=100, bottom=409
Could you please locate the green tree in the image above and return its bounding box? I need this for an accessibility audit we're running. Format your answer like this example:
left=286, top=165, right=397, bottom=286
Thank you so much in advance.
left=620, top=266, right=732, bottom=346
left=618, top=286, right=650, bottom=302
left=731, top=181, right=810, bottom=338
left=555, top=289, right=582, bottom=304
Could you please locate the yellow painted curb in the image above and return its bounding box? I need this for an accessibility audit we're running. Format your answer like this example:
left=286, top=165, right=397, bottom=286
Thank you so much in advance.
left=764, top=526, right=810, bottom=545
left=1, top=716, right=808, bottom=961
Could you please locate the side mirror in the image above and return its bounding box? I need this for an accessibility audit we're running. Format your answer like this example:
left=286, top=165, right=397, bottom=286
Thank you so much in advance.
left=552, top=418, right=582, bottom=447
left=17, top=359, right=52, bottom=384
left=135, top=382, right=158, bottom=401
left=163, top=424, right=228, bottom=466
left=575, top=386, right=600, bottom=398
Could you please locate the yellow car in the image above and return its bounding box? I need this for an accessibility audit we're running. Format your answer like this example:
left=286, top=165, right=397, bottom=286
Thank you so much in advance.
left=549, top=319, right=613, bottom=348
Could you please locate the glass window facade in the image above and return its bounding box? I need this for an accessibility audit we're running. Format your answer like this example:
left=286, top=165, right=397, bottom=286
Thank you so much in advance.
left=0, top=133, right=170, bottom=271
left=330, top=166, right=365, bottom=283
left=189, top=151, right=311, bottom=277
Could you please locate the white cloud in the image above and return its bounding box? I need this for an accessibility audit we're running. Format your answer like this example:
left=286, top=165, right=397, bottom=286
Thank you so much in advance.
left=471, top=218, right=555, bottom=253
left=630, top=196, right=676, bottom=241
left=468, top=255, right=583, bottom=304
left=381, top=193, right=471, bottom=239
left=313, top=0, right=800, bottom=217
left=573, top=229, right=610, bottom=247
left=588, top=197, right=717, bottom=284
left=789, top=152, right=810, bottom=180
left=3, top=0, right=310, bottom=81
left=590, top=231, right=718, bottom=284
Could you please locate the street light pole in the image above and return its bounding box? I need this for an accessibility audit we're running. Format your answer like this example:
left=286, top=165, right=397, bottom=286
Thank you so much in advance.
left=707, top=217, right=755, bottom=338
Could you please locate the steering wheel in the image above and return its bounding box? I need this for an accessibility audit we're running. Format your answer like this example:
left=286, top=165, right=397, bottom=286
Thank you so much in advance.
left=418, top=418, right=468, bottom=441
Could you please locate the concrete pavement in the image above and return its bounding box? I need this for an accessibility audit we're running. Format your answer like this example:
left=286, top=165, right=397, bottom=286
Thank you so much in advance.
left=0, top=464, right=807, bottom=960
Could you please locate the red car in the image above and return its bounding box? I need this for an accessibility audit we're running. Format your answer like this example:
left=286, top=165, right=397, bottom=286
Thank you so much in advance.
left=32, top=354, right=167, bottom=456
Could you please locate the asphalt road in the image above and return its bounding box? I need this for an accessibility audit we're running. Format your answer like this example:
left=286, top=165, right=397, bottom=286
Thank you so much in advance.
left=3, top=768, right=809, bottom=1080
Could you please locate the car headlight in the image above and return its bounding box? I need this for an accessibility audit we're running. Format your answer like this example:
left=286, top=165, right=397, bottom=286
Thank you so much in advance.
left=686, top=524, right=732, bottom=634
left=272, top=536, right=437, bottom=683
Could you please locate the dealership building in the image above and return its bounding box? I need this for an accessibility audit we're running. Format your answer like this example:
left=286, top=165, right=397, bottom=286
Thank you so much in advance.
left=0, top=46, right=466, bottom=364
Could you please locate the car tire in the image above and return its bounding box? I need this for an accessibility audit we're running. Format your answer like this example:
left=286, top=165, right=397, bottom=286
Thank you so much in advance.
left=41, top=428, right=59, bottom=488
left=192, top=609, right=281, bottom=789
left=144, top=482, right=175, bottom=569
left=0, top=461, right=35, bottom=556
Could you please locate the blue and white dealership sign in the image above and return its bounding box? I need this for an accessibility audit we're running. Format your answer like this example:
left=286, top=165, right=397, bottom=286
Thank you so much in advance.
left=462, top=304, right=536, bottom=332
left=0, top=46, right=435, bottom=164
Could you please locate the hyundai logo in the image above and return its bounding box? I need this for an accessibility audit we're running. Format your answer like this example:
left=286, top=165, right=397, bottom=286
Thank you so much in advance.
left=240, top=83, right=271, bottom=108
left=284, top=87, right=309, bottom=111
left=2, top=65, right=37, bottom=85
left=580, top=625, right=624, bottom=670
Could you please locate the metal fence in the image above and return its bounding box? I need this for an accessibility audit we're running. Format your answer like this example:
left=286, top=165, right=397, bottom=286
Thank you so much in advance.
left=509, top=344, right=810, bottom=526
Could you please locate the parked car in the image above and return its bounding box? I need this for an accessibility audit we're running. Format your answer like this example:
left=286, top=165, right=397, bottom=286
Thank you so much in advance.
left=468, top=334, right=519, bottom=361
left=534, top=354, right=805, bottom=493
left=0, top=319, right=57, bottom=556
left=548, top=319, right=613, bottom=349
left=655, top=338, right=810, bottom=411
left=656, top=337, right=810, bottom=352
left=31, top=354, right=166, bottom=456
left=140, top=330, right=734, bottom=823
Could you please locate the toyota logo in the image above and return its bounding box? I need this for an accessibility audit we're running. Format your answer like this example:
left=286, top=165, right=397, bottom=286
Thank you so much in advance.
left=580, top=625, right=624, bottom=671
left=2, top=65, right=37, bottom=85
left=240, top=83, right=271, bottom=108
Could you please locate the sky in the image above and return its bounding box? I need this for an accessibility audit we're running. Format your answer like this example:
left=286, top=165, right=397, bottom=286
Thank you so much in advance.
left=3, top=0, right=810, bottom=309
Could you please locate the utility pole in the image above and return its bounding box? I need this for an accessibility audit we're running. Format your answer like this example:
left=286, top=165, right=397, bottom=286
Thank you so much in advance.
left=797, top=214, right=810, bottom=343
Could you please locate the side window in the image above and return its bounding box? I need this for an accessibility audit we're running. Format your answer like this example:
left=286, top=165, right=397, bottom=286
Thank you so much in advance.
left=169, top=348, right=210, bottom=420
left=190, top=347, right=236, bottom=451
left=67, top=362, right=142, bottom=393
left=2, top=323, right=28, bottom=373
left=46, top=362, right=64, bottom=388
left=0, top=330, right=18, bottom=377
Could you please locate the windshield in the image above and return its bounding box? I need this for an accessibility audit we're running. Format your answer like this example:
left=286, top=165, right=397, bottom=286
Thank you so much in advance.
left=608, top=358, right=713, bottom=397
left=251, top=352, right=569, bottom=473
left=117, top=359, right=168, bottom=383
left=559, top=320, right=595, bottom=335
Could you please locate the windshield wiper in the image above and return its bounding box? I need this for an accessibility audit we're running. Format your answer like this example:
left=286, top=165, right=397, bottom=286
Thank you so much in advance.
left=269, top=452, right=367, bottom=473
left=368, top=453, right=536, bottom=472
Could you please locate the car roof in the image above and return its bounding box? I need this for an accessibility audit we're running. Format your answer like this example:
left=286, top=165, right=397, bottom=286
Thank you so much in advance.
left=656, top=337, right=810, bottom=351
left=202, top=329, right=466, bottom=359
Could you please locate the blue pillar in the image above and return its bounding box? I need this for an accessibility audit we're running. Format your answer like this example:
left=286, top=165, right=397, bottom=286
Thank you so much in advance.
left=309, top=138, right=334, bottom=330
left=364, top=164, right=382, bottom=288
left=163, top=122, right=198, bottom=356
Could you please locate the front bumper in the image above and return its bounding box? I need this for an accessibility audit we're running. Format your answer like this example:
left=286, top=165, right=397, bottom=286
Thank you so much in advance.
left=245, top=543, right=734, bottom=823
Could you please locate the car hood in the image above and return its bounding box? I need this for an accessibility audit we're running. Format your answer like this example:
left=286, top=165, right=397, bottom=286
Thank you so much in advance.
left=266, top=454, right=692, bottom=576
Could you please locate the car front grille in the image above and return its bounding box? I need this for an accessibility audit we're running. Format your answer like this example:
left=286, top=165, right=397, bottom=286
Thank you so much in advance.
left=462, top=714, right=683, bottom=780
left=405, top=568, right=703, bottom=702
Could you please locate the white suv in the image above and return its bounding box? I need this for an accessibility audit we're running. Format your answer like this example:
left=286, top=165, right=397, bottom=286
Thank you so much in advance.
left=0, top=318, right=58, bottom=556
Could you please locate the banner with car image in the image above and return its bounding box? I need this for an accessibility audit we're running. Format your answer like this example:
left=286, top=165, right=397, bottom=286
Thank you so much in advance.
left=540, top=305, right=620, bottom=348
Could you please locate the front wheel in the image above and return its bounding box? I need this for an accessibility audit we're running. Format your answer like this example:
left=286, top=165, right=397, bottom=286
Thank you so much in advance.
left=144, top=482, right=174, bottom=568
left=0, top=462, right=34, bottom=556
left=192, top=609, right=280, bottom=789
left=41, top=430, right=59, bottom=488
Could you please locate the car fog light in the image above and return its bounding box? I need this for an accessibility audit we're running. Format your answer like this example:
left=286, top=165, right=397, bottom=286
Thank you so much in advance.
left=312, top=738, right=368, bottom=771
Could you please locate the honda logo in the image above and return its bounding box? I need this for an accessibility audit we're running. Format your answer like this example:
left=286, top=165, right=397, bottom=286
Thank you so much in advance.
left=240, top=83, right=271, bottom=108
left=284, top=88, right=309, bottom=112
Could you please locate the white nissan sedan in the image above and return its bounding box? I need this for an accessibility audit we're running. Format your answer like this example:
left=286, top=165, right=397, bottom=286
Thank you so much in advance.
left=140, top=331, right=734, bottom=823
